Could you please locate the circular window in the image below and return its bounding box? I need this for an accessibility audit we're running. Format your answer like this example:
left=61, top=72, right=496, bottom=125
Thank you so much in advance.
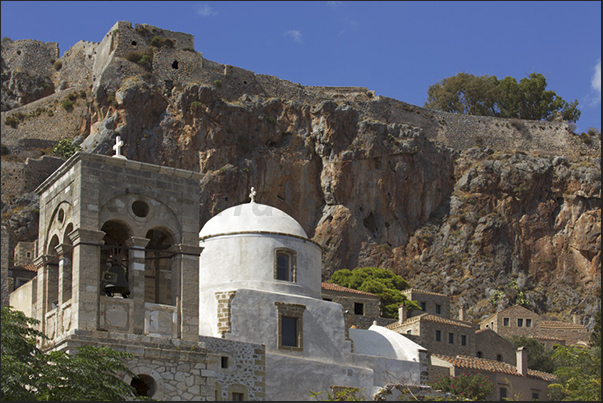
left=57, top=208, right=65, bottom=223
left=132, top=200, right=149, bottom=218
left=131, top=374, right=156, bottom=398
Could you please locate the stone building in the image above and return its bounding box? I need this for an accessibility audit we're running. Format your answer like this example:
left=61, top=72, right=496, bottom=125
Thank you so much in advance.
left=320, top=282, right=382, bottom=329
left=402, top=288, right=451, bottom=319
left=9, top=149, right=266, bottom=400
left=197, top=194, right=429, bottom=400
left=9, top=146, right=430, bottom=400
left=431, top=348, right=557, bottom=401
left=479, top=305, right=591, bottom=347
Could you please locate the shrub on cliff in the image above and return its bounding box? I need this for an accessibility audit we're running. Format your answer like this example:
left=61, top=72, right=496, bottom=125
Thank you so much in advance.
left=52, top=138, right=81, bottom=159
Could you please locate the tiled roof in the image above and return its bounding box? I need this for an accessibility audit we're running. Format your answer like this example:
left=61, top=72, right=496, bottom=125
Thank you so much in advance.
left=539, top=320, right=587, bottom=330
left=532, top=335, right=565, bottom=342
left=13, top=264, right=37, bottom=272
left=321, top=282, right=378, bottom=297
left=386, top=313, right=475, bottom=330
left=432, top=354, right=556, bottom=382
left=402, top=288, right=448, bottom=298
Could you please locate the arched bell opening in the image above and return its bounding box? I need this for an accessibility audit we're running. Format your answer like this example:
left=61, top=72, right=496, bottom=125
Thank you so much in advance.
left=60, top=223, right=74, bottom=303
left=100, top=220, right=132, bottom=298
left=46, top=234, right=60, bottom=310
left=144, top=227, right=174, bottom=305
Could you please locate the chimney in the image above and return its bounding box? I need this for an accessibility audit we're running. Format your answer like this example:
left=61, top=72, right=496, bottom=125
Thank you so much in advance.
left=516, top=347, right=528, bottom=376
left=459, top=307, right=465, bottom=322
left=398, top=304, right=407, bottom=324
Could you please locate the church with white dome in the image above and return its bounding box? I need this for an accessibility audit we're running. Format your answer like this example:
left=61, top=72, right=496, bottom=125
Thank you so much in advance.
left=198, top=188, right=428, bottom=400
left=8, top=149, right=428, bottom=401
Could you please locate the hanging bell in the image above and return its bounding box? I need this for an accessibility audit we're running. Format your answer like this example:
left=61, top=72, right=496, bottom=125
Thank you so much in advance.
left=103, top=264, right=130, bottom=298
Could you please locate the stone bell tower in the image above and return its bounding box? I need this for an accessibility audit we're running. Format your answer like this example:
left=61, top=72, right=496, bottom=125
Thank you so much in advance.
left=33, top=142, right=204, bottom=349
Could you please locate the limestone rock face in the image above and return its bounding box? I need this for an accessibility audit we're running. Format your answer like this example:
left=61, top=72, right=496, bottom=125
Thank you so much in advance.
left=1, top=25, right=600, bottom=327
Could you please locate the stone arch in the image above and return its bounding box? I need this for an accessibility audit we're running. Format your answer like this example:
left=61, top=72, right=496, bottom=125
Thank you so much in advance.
left=99, top=193, right=182, bottom=243
left=99, top=219, right=132, bottom=298
left=45, top=201, right=73, bottom=254
left=122, top=366, right=164, bottom=401
left=60, top=223, right=74, bottom=303
left=144, top=226, right=175, bottom=304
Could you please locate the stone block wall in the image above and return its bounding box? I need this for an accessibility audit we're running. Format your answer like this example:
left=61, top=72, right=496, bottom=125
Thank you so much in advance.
left=200, top=336, right=266, bottom=401
left=52, top=330, right=219, bottom=401
left=321, top=289, right=381, bottom=329
left=14, top=241, right=35, bottom=266
left=1, top=39, right=59, bottom=78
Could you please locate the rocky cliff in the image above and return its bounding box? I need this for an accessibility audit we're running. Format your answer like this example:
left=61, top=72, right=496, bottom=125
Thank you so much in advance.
left=1, top=22, right=600, bottom=327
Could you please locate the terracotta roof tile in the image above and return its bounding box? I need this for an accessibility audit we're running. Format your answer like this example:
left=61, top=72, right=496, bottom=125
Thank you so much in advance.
left=402, top=288, right=448, bottom=298
left=387, top=314, right=475, bottom=330
left=432, top=354, right=556, bottom=382
left=321, top=282, right=378, bottom=297
left=539, top=320, right=587, bottom=330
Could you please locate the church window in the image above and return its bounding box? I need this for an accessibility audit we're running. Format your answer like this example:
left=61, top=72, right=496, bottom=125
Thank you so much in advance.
left=281, top=316, right=298, bottom=347
left=221, top=356, right=229, bottom=369
left=461, top=334, right=467, bottom=346
left=232, top=393, right=244, bottom=401
left=448, top=332, right=454, bottom=344
left=354, top=302, right=364, bottom=315
left=420, top=301, right=427, bottom=312
left=275, top=302, right=305, bottom=351
left=274, top=248, right=296, bottom=282
left=435, top=304, right=441, bottom=314
left=435, top=330, right=441, bottom=342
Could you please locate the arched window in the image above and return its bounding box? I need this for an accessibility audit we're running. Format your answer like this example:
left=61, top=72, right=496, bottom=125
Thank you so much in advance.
left=274, top=248, right=296, bottom=282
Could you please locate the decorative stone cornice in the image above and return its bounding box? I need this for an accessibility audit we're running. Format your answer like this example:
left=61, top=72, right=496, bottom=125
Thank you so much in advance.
left=68, top=228, right=106, bottom=245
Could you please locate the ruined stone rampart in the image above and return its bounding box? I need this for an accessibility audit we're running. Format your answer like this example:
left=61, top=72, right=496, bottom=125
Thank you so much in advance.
left=1, top=156, right=65, bottom=198
left=56, top=40, right=98, bottom=89
left=1, top=39, right=59, bottom=78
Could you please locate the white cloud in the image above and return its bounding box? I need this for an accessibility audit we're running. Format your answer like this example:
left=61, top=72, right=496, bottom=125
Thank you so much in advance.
left=195, top=3, right=217, bottom=17
left=285, top=30, right=302, bottom=43
left=591, top=58, right=601, bottom=105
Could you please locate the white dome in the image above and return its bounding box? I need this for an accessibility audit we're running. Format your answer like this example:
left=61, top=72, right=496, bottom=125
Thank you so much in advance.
left=199, top=202, right=308, bottom=239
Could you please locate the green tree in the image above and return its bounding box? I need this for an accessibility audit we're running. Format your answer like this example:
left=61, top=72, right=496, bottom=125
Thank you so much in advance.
left=425, top=72, right=581, bottom=123
left=52, top=138, right=81, bottom=159
left=428, top=372, right=495, bottom=400
left=1, top=306, right=140, bottom=401
left=548, top=345, right=601, bottom=401
left=425, top=72, right=499, bottom=117
left=328, top=267, right=420, bottom=318
left=507, top=335, right=557, bottom=373
left=590, top=310, right=600, bottom=348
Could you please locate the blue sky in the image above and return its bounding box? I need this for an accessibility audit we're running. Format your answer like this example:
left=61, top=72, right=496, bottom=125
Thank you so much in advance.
left=2, top=1, right=601, bottom=133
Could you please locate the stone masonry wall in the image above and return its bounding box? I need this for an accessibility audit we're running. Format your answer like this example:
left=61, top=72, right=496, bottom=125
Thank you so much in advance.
left=200, top=336, right=267, bottom=401
left=322, top=289, right=381, bottom=329
left=51, top=330, right=219, bottom=401
left=1, top=39, right=59, bottom=78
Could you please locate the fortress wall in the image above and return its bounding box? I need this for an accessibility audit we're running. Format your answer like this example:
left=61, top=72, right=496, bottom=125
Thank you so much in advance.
left=0, top=156, right=65, bottom=198
left=1, top=39, right=59, bottom=78
left=56, top=40, right=99, bottom=89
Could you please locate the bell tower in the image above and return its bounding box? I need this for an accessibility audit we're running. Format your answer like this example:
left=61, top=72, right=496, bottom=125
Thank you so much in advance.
left=34, top=147, right=204, bottom=349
